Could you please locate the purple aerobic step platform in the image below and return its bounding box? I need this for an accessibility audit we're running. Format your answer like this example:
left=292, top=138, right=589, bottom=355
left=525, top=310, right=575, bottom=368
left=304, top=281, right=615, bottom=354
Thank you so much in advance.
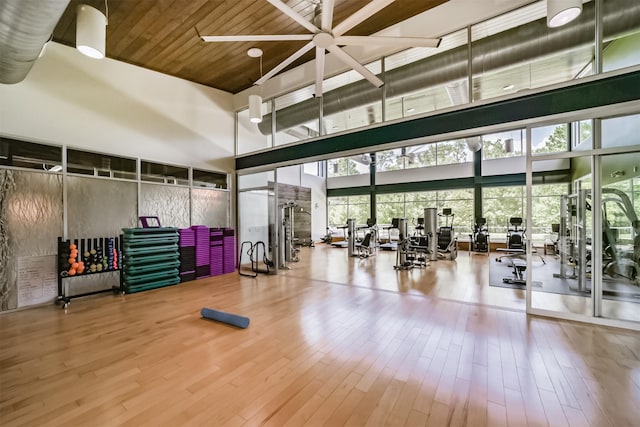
left=223, top=228, right=235, bottom=274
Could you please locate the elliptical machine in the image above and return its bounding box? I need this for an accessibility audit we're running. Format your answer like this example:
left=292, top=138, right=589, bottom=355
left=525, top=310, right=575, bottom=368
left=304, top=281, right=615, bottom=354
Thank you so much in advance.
left=469, top=217, right=490, bottom=255
left=437, top=208, right=458, bottom=260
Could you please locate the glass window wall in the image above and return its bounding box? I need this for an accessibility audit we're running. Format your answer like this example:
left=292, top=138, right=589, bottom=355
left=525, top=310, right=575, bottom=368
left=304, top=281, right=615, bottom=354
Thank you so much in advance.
left=323, top=62, right=383, bottom=135
left=327, top=195, right=370, bottom=228
left=471, top=1, right=595, bottom=102
left=237, top=100, right=273, bottom=156
left=384, top=28, right=469, bottom=121
left=327, top=155, right=370, bottom=177
left=482, top=129, right=526, bottom=160
left=602, top=0, right=640, bottom=73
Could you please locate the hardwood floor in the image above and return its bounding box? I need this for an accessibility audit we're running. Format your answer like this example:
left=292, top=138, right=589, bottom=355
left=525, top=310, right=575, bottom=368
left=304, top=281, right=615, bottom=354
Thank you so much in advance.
left=1, top=245, right=639, bottom=426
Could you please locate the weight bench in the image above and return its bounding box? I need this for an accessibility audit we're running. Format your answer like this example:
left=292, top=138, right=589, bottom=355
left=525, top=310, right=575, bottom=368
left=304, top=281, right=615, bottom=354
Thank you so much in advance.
left=496, top=247, right=546, bottom=264
left=503, top=259, right=526, bottom=285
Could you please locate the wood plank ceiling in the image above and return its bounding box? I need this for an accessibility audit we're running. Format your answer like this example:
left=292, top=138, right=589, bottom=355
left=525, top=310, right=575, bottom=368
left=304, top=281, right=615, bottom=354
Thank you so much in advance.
left=53, top=0, right=447, bottom=94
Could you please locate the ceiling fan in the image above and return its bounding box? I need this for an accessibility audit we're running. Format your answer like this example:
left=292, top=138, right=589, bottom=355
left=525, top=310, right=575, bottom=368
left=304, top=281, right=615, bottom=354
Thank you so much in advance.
left=199, top=0, right=441, bottom=97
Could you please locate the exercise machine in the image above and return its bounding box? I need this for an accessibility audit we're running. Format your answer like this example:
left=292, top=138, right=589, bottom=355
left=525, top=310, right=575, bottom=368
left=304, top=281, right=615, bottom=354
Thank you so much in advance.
left=437, top=208, right=458, bottom=260
left=506, top=217, right=525, bottom=250
left=495, top=216, right=545, bottom=285
left=496, top=217, right=545, bottom=264
left=555, top=188, right=639, bottom=291
left=356, top=232, right=374, bottom=258
left=321, top=227, right=333, bottom=244
left=380, top=218, right=400, bottom=251
left=394, top=218, right=428, bottom=269
left=346, top=218, right=357, bottom=257
left=469, top=217, right=490, bottom=255
left=279, top=202, right=300, bottom=269
left=355, top=218, right=378, bottom=257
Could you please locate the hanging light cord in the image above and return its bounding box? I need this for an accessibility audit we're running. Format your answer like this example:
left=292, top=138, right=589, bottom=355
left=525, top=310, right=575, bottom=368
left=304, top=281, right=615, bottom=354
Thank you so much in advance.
left=105, top=0, right=109, bottom=24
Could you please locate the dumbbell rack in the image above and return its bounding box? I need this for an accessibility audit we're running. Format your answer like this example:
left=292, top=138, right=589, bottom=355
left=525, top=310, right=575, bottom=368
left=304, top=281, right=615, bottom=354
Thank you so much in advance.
left=120, top=227, right=180, bottom=293
left=56, top=236, right=123, bottom=309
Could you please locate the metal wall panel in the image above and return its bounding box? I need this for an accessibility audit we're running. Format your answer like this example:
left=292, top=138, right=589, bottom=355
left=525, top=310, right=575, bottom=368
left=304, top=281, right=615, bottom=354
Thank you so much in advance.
left=3, top=171, right=62, bottom=310
left=191, top=188, right=228, bottom=227
left=140, top=184, right=190, bottom=228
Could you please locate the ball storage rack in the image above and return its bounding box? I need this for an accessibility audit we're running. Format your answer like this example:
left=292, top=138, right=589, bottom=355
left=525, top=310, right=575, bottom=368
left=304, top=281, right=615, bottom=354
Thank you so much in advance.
left=120, top=227, right=180, bottom=293
left=56, top=236, right=123, bottom=309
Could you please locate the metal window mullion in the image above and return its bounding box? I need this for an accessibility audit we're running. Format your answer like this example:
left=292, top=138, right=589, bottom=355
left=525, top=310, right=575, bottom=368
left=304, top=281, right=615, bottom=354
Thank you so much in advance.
left=62, top=145, right=68, bottom=240
left=592, top=117, right=603, bottom=318
left=595, top=0, right=603, bottom=75
left=525, top=127, right=533, bottom=312
left=467, top=25, right=473, bottom=104
left=381, top=58, right=386, bottom=122
left=136, top=158, right=141, bottom=221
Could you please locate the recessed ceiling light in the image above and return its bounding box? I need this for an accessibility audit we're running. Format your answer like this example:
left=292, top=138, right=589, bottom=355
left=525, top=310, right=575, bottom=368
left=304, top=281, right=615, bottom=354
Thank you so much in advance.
left=247, top=48, right=263, bottom=58
left=503, top=84, right=514, bottom=91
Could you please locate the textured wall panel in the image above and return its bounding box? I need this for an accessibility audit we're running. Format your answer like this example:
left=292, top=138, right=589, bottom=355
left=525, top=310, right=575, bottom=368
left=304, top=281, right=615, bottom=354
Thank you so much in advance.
left=191, top=188, right=228, bottom=227
left=67, top=177, right=138, bottom=237
left=140, top=184, right=190, bottom=228
left=66, top=177, right=137, bottom=296
left=3, top=171, right=63, bottom=310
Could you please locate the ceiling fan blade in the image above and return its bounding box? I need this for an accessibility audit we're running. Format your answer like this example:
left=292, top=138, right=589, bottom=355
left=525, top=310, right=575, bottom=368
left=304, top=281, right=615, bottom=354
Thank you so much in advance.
left=334, top=35, right=441, bottom=48
left=265, top=0, right=319, bottom=34
left=255, top=41, right=315, bottom=86
left=332, top=0, right=395, bottom=37
left=326, top=45, right=384, bottom=88
left=321, top=0, right=334, bottom=32
left=201, top=34, right=314, bottom=42
left=315, top=47, right=325, bottom=97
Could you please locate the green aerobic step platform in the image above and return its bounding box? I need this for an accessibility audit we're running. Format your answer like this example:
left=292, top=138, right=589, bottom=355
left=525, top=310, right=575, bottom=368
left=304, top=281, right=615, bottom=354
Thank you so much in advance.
left=124, top=260, right=180, bottom=275
left=125, top=277, right=180, bottom=293
left=123, top=268, right=179, bottom=284
left=122, top=227, right=179, bottom=235
left=122, top=244, right=178, bottom=255
left=123, top=235, right=179, bottom=247
left=125, top=253, right=179, bottom=265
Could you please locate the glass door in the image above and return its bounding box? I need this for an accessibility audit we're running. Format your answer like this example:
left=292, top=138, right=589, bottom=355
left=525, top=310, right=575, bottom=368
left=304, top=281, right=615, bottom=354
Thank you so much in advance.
left=237, top=171, right=277, bottom=274
left=527, top=123, right=594, bottom=316
left=597, top=151, right=640, bottom=322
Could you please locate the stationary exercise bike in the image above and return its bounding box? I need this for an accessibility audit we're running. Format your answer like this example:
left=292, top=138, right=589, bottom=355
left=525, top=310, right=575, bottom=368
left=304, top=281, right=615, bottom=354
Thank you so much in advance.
left=469, top=217, right=490, bottom=254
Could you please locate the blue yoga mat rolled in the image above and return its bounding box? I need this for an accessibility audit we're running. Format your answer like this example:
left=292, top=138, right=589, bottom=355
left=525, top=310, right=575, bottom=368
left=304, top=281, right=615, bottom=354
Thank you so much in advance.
left=201, top=307, right=250, bottom=329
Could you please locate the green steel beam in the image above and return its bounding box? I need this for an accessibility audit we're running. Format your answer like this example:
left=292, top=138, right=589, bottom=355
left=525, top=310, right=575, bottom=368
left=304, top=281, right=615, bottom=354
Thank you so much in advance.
left=236, top=70, right=640, bottom=170
left=326, top=170, right=571, bottom=198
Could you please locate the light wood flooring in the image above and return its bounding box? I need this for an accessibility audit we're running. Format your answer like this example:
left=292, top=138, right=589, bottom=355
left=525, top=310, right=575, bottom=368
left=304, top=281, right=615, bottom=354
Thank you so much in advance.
left=1, top=245, right=639, bottom=426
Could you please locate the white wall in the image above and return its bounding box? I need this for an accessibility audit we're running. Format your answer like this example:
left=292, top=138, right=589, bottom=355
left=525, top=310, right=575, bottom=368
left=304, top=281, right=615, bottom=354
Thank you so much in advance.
left=0, top=42, right=235, bottom=172
left=301, top=172, right=328, bottom=241
left=276, top=164, right=302, bottom=186
left=376, top=162, right=474, bottom=186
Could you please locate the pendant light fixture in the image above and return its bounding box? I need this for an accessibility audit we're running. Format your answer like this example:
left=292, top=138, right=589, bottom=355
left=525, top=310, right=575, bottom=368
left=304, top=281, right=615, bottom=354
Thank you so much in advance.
left=547, top=0, right=583, bottom=28
left=247, top=47, right=264, bottom=124
left=76, top=2, right=108, bottom=59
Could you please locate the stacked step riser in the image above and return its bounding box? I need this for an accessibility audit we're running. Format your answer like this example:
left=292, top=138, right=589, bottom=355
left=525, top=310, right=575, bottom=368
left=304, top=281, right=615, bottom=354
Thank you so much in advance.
left=122, top=227, right=180, bottom=293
